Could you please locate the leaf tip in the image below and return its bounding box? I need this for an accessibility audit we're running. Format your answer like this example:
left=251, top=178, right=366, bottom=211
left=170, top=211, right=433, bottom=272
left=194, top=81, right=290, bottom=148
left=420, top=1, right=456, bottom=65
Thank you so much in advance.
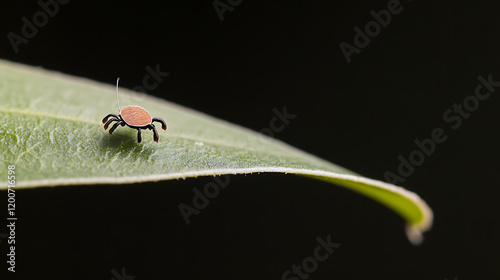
left=405, top=203, right=433, bottom=245
left=405, top=224, right=424, bottom=245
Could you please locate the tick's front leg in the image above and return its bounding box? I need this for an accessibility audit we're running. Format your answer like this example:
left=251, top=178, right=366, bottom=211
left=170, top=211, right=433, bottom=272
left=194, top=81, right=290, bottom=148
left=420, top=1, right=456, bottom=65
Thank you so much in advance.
left=109, top=121, right=123, bottom=134
left=102, top=114, right=119, bottom=124
left=104, top=118, right=119, bottom=130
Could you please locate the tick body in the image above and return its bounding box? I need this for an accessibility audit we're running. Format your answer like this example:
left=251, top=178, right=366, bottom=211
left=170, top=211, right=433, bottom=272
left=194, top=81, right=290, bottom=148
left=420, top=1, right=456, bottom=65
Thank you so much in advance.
left=102, top=78, right=167, bottom=143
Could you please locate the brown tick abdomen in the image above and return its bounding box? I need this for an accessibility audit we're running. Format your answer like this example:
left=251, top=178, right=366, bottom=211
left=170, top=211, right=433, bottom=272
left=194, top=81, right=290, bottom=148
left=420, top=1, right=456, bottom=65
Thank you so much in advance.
left=120, top=106, right=152, bottom=126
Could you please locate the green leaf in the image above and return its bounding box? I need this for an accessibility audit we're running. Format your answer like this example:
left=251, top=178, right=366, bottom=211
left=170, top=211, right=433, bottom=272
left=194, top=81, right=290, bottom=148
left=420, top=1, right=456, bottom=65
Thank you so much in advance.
left=0, top=59, right=432, bottom=244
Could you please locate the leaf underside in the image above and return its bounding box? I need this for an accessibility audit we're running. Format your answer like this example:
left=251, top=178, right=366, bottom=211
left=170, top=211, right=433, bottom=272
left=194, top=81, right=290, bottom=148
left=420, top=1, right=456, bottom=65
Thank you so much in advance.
left=0, top=59, right=432, bottom=244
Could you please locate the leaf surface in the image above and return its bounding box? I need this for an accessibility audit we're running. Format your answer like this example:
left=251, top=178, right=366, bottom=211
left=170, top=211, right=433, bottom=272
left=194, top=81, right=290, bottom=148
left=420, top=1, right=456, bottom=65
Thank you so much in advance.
left=0, top=59, right=432, bottom=244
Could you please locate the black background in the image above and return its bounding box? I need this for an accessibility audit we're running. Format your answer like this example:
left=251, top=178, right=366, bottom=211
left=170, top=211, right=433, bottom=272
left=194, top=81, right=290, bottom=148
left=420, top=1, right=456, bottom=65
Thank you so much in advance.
left=1, top=0, right=499, bottom=279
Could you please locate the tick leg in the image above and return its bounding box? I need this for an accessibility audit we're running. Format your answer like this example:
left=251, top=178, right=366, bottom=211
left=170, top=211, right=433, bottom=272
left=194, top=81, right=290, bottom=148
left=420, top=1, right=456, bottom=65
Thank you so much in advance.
left=109, top=121, right=122, bottom=134
left=152, top=117, right=167, bottom=130
left=147, top=124, right=159, bottom=142
left=137, top=128, right=142, bottom=143
left=104, top=118, right=119, bottom=130
left=102, top=114, right=119, bottom=124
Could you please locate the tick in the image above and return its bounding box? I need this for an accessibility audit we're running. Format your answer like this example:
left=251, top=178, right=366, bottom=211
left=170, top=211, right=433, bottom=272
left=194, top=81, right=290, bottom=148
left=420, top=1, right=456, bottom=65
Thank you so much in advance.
left=102, top=78, right=167, bottom=143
